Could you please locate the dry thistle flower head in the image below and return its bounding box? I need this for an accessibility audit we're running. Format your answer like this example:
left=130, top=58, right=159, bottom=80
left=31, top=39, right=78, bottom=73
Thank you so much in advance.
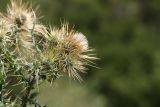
left=44, top=23, right=96, bottom=81
left=50, top=24, right=89, bottom=54
left=5, top=0, right=48, bottom=36
left=6, top=0, right=36, bottom=30
left=0, top=0, right=48, bottom=63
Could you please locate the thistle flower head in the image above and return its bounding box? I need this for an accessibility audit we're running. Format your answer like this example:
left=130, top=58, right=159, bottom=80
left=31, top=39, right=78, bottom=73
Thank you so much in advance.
left=44, top=24, right=96, bottom=81
left=1, top=0, right=48, bottom=63
left=6, top=0, right=36, bottom=30
left=50, top=24, right=89, bottom=55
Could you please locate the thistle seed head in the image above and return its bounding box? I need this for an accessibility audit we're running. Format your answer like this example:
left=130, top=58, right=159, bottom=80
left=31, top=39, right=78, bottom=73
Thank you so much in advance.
left=6, top=0, right=36, bottom=30
left=1, top=0, right=48, bottom=63
left=50, top=24, right=89, bottom=55
left=5, top=0, right=48, bottom=37
left=44, top=23, right=96, bottom=81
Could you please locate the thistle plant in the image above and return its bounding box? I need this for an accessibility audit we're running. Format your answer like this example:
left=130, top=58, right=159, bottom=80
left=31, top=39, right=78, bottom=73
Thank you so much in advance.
left=0, top=0, right=96, bottom=107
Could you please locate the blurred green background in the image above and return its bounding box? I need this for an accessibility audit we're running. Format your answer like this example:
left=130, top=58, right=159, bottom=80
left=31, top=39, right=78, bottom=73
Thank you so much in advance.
left=1, top=0, right=160, bottom=107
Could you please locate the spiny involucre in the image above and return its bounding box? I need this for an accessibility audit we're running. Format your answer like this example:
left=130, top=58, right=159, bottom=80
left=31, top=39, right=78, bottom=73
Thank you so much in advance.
left=42, top=24, right=97, bottom=81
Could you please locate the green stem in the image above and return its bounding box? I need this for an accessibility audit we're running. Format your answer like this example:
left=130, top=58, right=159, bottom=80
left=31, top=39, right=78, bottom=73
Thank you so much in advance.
left=0, top=83, right=3, bottom=102
left=21, top=74, right=35, bottom=107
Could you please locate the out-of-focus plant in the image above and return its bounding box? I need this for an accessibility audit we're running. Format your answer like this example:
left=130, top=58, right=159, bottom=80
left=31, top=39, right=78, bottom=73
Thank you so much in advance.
left=0, top=0, right=96, bottom=107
